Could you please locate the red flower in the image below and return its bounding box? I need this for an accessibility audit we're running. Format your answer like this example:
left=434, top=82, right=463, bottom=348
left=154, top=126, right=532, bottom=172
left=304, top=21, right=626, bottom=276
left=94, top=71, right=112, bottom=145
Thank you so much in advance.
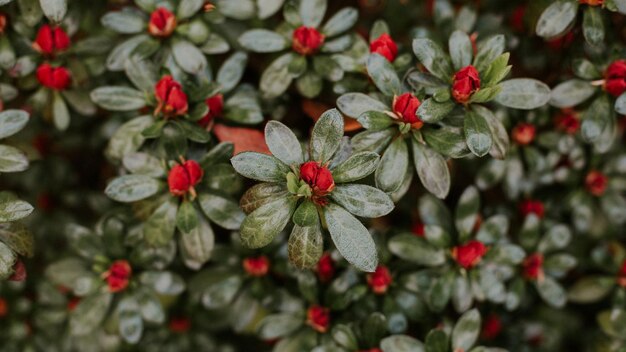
left=392, top=93, right=423, bottom=128
left=36, top=63, right=71, bottom=90
left=33, top=24, right=70, bottom=56
left=155, top=75, right=188, bottom=117
left=585, top=170, right=608, bottom=196
left=317, top=253, right=335, bottom=283
left=547, top=31, right=574, bottom=51
left=512, top=123, right=536, bottom=146
left=452, top=65, right=480, bottom=103
left=148, top=7, right=176, bottom=38
left=554, top=110, right=580, bottom=134
left=169, top=317, right=191, bottom=333
left=482, top=314, right=502, bottom=340
left=306, top=305, right=330, bottom=333
left=580, top=0, right=604, bottom=5
left=412, top=222, right=425, bottom=237
left=509, top=5, right=526, bottom=33
left=8, top=260, right=26, bottom=282
left=300, top=161, right=335, bottom=205
left=103, top=260, right=132, bottom=293
left=452, top=240, right=487, bottom=269
left=67, top=297, right=80, bottom=311
left=242, top=256, right=270, bottom=277
left=292, top=26, right=325, bottom=56
left=605, top=60, right=626, bottom=97
left=367, top=266, right=393, bottom=295
left=0, top=12, right=7, bottom=34
left=370, top=33, right=398, bottom=62
left=519, top=199, right=545, bottom=218
left=522, top=253, right=544, bottom=280
left=198, top=94, right=224, bottom=127
left=0, top=297, right=6, bottom=317
left=617, top=259, right=626, bottom=288
left=167, top=160, right=203, bottom=197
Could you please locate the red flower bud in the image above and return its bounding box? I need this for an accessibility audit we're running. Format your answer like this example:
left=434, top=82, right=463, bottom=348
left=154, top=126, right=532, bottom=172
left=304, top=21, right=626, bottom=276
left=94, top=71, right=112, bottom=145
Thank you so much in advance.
left=33, top=24, right=70, bottom=56
left=617, top=259, right=626, bottom=288
left=452, top=240, right=487, bottom=269
left=0, top=12, right=7, bottom=34
left=605, top=60, right=626, bottom=97
left=519, top=199, right=545, bottom=218
left=306, top=305, right=330, bottom=333
left=198, top=94, right=224, bottom=127
left=547, top=31, right=574, bottom=51
left=481, top=314, right=502, bottom=340
left=168, top=160, right=203, bottom=197
left=512, top=123, right=536, bottom=146
left=300, top=161, right=335, bottom=205
left=580, top=0, right=603, bottom=5
left=411, top=222, right=425, bottom=237
left=155, top=75, right=188, bottom=117
left=242, top=256, right=270, bottom=277
left=554, top=110, right=580, bottom=134
left=67, top=297, right=80, bottom=311
left=103, top=260, right=132, bottom=293
left=169, top=317, right=191, bottom=333
left=522, top=253, right=544, bottom=280
left=370, top=33, right=398, bottom=62
left=292, top=26, right=325, bottom=56
left=0, top=297, right=6, bottom=317
left=452, top=65, right=480, bottom=103
left=36, top=63, right=71, bottom=90
left=148, top=7, right=177, bottom=38
left=8, top=259, right=26, bottom=282
left=316, top=253, right=335, bottom=283
left=585, top=170, right=608, bottom=196
left=509, top=5, right=526, bottom=33
left=392, top=93, right=423, bottom=128
left=367, top=266, right=393, bottom=295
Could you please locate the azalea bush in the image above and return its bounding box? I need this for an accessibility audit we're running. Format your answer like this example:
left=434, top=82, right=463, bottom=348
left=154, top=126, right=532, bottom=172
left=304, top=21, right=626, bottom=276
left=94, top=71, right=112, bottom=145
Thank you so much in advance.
left=1, top=0, right=626, bottom=351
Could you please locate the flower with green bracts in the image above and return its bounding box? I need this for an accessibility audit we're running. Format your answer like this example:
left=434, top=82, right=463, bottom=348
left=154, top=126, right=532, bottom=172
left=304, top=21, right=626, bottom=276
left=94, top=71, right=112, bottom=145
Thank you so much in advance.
left=237, top=0, right=358, bottom=98
left=231, top=109, right=394, bottom=272
left=104, top=142, right=244, bottom=269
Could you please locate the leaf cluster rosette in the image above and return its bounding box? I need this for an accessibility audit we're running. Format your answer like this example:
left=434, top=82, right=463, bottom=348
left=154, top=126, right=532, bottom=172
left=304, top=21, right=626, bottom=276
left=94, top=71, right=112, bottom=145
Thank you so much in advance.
left=231, top=109, right=394, bottom=272
left=238, top=0, right=359, bottom=98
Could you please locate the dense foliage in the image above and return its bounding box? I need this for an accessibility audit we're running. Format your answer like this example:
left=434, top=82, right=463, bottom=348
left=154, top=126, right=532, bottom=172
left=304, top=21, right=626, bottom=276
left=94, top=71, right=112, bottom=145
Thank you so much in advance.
left=0, top=0, right=625, bottom=351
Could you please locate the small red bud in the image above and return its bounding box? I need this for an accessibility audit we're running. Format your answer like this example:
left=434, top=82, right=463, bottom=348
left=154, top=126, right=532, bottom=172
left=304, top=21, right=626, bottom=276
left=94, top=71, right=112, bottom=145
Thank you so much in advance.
left=370, top=33, right=398, bottom=62
left=36, top=63, right=71, bottom=90
left=392, top=93, right=423, bottom=128
left=512, top=123, right=536, bottom=146
left=367, top=266, right=393, bottom=295
left=242, top=256, right=270, bottom=277
left=316, top=253, right=335, bottom=283
left=585, top=170, right=608, bottom=196
left=519, top=199, right=545, bottom=218
left=306, top=305, right=330, bottom=333
left=104, top=260, right=132, bottom=293
left=168, top=160, right=203, bottom=197
left=292, top=26, right=325, bottom=56
left=154, top=75, right=188, bottom=117
left=451, top=65, right=480, bottom=104
left=522, top=253, right=544, bottom=281
left=148, top=7, right=177, bottom=38
left=33, top=24, right=70, bottom=56
left=452, top=240, right=487, bottom=269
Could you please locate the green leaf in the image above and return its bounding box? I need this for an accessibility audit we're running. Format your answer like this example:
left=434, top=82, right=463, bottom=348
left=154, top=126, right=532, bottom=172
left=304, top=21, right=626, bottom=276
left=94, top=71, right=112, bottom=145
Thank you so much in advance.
left=535, top=1, right=578, bottom=39
left=39, top=0, right=67, bottom=22
left=473, top=105, right=509, bottom=159
left=240, top=194, right=297, bottom=248
left=177, top=0, right=203, bottom=19
left=412, top=38, right=453, bottom=80
left=455, top=186, right=480, bottom=242
left=310, top=108, right=344, bottom=163
left=536, top=276, right=567, bottom=308
left=550, top=79, right=596, bottom=108
left=201, top=33, right=230, bottom=54
left=0, top=145, right=28, bottom=173
left=0, top=199, right=33, bottom=222
left=123, top=152, right=165, bottom=178
left=330, top=184, right=394, bottom=218
left=292, top=200, right=319, bottom=227
left=495, top=79, right=551, bottom=110
left=422, top=128, right=470, bottom=158
left=568, top=276, right=615, bottom=303
left=299, top=0, right=326, bottom=27
left=217, top=51, right=248, bottom=93
left=332, top=151, right=379, bottom=183
left=367, top=53, right=402, bottom=96
left=425, top=329, right=449, bottom=352
left=240, top=183, right=288, bottom=214
left=464, top=111, right=492, bottom=157
left=324, top=203, right=378, bottom=272
left=69, top=292, right=112, bottom=336
left=288, top=224, right=324, bottom=269
left=388, top=233, right=446, bottom=266
left=337, top=93, right=388, bottom=118
left=582, top=6, right=604, bottom=46
left=616, top=93, right=626, bottom=115
left=106, top=115, right=153, bottom=161
left=452, top=308, right=481, bottom=352
left=265, top=121, right=304, bottom=166
left=412, top=140, right=451, bottom=199
left=260, top=53, right=294, bottom=99
left=0, top=221, right=33, bottom=257
left=452, top=274, right=473, bottom=313
left=231, top=152, right=290, bottom=182
left=198, top=193, right=245, bottom=230
left=214, top=0, right=255, bottom=20
left=381, top=335, right=425, bottom=352
left=537, top=224, right=571, bottom=252
left=0, top=110, right=28, bottom=139
left=105, top=174, right=160, bottom=202
left=176, top=201, right=198, bottom=234
left=90, top=86, right=146, bottom=111
left=376, top=137, right=409, bottom=193
left=257, top=313, right=303, bottom=340
left=52, top=90, right=70, bottom=130
left=143, top=199, right=178, bottom=246
left=139, top=271, right=185, bottom=295
left=357, top=111, right=394, bottom=131
left=582, top=95, right=611, bottom=142
left=101, top=10, right=146, bottom=34
left=322, top=7, right=358, bottom=37
left=117, top=296, right=143, bottom=344
left=258, top=0, right=284, bottom=19
left=473, top=35, right=504, bottom=72
left=179, top=216, right=214, bottom=269
left=481, top=53, right=511, bottom=87
left=416, top=98, right=455, bottom=123
left=0, top=242, right=16, bottom=279
left=449, top=30, right=473, bottom=71
left=172, top=38, right=208, bottom=74
left=238, top=29, right=288, bottom=53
